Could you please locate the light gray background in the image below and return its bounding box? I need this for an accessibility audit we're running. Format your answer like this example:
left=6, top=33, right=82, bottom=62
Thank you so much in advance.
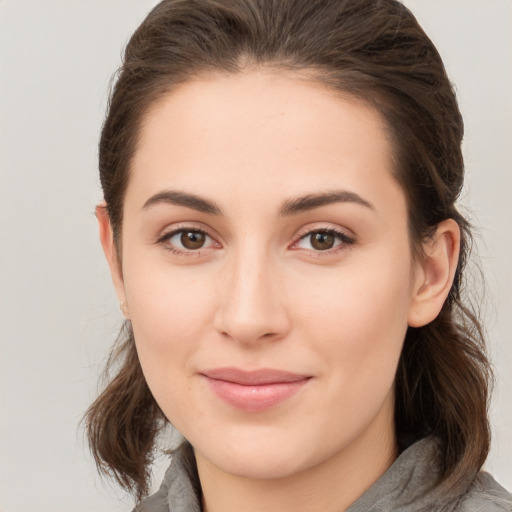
left=0, top=1, right=510, bottom=510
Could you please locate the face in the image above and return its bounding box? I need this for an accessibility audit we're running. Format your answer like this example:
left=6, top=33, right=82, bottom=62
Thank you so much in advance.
left=108, top=70, right=428, bottom=480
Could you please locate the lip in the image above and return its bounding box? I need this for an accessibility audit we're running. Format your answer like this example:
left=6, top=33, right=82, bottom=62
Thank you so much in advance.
left=200, top=367, right=311, bottom=412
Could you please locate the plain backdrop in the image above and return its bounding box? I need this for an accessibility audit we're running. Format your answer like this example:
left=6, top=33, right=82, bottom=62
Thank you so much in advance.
left=0, top=1, right=510, bottom=511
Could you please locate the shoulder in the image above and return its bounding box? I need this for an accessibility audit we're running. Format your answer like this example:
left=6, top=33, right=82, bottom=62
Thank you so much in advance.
left=454, top=471, right=512, bottom=512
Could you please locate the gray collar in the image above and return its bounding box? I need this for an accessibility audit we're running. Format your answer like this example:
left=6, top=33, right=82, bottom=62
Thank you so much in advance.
left=136, top=437, right=511, bottom=512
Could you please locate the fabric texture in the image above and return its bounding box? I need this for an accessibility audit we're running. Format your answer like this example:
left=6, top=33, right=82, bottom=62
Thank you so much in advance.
left=134, top=437, right=511, bottom=511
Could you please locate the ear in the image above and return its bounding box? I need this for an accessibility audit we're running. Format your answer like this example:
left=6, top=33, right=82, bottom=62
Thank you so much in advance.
left=408, top=219, right=460, bottom=327
left=96, top=203, right=130, bottom=318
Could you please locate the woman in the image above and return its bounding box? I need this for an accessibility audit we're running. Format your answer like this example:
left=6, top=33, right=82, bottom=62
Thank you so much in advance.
left=85, top=0, right=511, bottom=510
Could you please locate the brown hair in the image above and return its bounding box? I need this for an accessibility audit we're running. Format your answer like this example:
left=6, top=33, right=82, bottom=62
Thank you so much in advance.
left=85, top=0, right=491, bottom=501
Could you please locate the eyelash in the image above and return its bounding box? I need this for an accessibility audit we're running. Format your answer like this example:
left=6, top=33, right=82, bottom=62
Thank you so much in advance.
left=156, top=226, right=355, bottom=256
left=292, top=228, right=355, bottom=255
left=156, top=226, right=217, bottom=256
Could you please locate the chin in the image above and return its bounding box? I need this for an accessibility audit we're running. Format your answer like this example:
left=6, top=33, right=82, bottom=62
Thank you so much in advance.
left=190, top=424, right=334, bottom=481
left=209, top=447, right=308, bottom=480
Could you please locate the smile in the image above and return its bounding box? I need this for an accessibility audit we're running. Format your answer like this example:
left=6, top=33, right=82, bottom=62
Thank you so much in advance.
left=200, top=367, right=312, bottom=412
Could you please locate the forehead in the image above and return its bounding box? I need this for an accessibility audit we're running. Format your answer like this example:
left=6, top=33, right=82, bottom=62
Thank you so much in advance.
left=127, top=69, right=403, bottom=216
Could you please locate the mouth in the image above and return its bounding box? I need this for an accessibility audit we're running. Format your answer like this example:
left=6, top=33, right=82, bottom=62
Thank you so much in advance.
left=200, top=367, right=312, bottom=412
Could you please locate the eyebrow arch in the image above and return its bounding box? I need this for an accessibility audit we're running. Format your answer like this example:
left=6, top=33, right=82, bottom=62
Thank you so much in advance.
left=279, top=190, right=374, bottom=216
left=142, top=190, right=222, bottom=215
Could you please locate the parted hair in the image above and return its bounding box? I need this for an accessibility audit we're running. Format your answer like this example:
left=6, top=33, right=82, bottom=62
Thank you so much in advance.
left=85, top=0, right=492, bottom=501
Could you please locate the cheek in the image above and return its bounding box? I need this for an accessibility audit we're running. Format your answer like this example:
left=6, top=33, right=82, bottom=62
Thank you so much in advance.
left=292, top=256, right=413, bottom=379
left=126, top=270, right=219, bottom=431
left=122, top=258, right=216, bottom=388
left=125, top=251, right=213, bottom=332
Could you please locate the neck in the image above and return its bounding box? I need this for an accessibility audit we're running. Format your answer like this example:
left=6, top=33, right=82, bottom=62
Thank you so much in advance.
left=196, top=410, right=397, bottom=512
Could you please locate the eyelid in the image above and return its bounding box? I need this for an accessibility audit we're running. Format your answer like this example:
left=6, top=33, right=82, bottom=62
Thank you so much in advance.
left=293, top=224, right=355, bottom=241
left=289, top=224, right=356, bottom=253
left=156, top=222, right=222, bottom=254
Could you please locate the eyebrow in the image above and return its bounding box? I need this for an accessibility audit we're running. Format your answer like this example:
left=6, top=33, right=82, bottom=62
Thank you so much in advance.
left=279, top=190, right=374, bottom=216
left=142, top=190, right=222, bottom=215
left=142, top=189, right=374, bottom=216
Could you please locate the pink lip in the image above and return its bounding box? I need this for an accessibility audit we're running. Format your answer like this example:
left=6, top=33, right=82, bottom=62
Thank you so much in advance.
left=200, top=367, right=311, bottom=412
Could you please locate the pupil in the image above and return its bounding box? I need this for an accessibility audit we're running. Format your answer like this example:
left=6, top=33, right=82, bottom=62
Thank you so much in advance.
left=311, top=232, right=334, bottom=250
left=181, top=231, right=205, bottom=249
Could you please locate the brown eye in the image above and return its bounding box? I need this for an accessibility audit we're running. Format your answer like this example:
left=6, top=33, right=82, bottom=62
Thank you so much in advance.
left=161, top=228, right=218, bottom=254
left=294, top=228, right=354, bottom=253
left=310, top=231, right=335, bottom=251
left=180, top=230, right=206, bottom=250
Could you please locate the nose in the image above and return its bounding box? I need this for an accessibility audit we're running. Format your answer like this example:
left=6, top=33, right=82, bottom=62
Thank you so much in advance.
left=213, top=245, right=291, bottom=345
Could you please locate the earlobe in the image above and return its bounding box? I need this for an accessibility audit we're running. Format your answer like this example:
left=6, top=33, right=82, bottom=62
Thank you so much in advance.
left=408, top=219, right=460, bottom=327
left=96, top=203, right=129, bottom=318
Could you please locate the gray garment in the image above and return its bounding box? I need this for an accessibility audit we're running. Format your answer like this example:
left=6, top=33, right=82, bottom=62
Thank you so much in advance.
left=345, top=439, right=511, bottom=512
left=135, top=438, right=511, bottom=511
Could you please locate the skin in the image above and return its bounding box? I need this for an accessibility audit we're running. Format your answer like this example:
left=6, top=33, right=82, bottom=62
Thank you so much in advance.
left=98, top=69, right=460, bottom=512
